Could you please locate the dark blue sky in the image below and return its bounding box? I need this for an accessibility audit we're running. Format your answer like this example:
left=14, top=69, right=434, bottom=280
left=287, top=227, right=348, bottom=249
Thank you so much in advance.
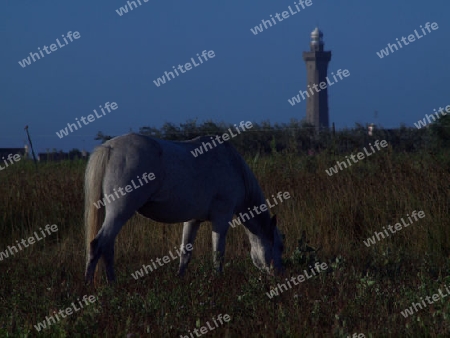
left=1, top=1, right=449, bottom=152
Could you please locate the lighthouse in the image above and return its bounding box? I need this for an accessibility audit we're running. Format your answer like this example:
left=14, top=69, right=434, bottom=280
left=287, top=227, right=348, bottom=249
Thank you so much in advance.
left=302, top=28, right=332, bottom=131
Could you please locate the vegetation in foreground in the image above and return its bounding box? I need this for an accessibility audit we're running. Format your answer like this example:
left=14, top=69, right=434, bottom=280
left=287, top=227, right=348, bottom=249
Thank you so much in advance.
left=0, top=143, right=449, bottom=337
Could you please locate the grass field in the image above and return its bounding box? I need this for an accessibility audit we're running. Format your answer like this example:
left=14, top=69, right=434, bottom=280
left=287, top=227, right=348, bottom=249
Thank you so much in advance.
left=0, top=147, right=449, bottom=337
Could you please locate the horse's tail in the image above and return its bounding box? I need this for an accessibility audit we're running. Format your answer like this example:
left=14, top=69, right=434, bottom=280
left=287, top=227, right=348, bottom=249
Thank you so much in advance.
left=84, top=145, right=111, bottom=273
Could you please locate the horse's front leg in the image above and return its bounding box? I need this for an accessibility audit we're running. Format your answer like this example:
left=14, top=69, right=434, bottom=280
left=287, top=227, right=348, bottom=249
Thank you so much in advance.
left=178, top=220, right=201, bottom=276
left=211, top=218, right=231, bottom=273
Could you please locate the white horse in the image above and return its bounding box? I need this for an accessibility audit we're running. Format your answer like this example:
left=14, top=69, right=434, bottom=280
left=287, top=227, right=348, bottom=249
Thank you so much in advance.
left=84, top=133, right=284, bottom=283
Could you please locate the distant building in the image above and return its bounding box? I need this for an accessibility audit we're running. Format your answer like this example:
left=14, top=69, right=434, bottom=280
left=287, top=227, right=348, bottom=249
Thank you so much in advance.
left=0, top=146, right=28, bottom=160
left=0, top=145, right=89, bottom=162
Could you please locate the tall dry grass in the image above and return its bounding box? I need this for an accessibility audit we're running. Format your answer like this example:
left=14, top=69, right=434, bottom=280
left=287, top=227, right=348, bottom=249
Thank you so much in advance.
left=0, top=148, right=449, bottom=336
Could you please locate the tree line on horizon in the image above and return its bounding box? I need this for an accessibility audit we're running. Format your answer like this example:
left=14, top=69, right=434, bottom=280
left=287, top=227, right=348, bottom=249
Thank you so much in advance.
left=92, top=116, right=449, bottom=156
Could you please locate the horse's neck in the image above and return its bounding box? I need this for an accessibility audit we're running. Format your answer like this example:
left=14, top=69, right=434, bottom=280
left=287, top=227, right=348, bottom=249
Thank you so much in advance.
left=246, top=187, right=265, bottom=210
left=233, top=151, right=263, bottom=208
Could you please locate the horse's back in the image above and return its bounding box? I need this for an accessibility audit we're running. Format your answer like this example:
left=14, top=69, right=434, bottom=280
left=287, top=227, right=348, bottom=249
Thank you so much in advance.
left=100, top=133, right=248, bottom=223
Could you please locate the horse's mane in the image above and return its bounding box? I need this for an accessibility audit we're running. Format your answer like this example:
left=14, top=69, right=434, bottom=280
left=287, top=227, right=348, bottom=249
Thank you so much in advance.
left=165, top=134, right=267, bottom=218
left=225, top=143, right=266, bottom=215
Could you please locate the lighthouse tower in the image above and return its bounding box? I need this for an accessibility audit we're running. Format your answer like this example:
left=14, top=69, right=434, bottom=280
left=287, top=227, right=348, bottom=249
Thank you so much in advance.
left=302, top=28, right=332, bottom=131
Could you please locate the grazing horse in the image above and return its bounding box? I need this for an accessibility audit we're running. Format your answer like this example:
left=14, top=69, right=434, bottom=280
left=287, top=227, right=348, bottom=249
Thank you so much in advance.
left=84, top=133, right=284, bottom=283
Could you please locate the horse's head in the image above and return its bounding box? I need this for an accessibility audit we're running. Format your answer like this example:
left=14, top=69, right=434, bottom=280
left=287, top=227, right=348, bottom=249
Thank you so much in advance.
left=249, top=215, right=284, bottom=274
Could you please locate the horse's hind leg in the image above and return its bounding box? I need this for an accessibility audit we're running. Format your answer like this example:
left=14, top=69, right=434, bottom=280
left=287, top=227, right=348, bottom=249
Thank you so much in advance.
left=85, top=215, right=130, bottom=284
left=178, top=220, right=201, bottom=276
left=85, top=225, right=117, bottom=284
left=85, top=236, right=102, bottom=284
